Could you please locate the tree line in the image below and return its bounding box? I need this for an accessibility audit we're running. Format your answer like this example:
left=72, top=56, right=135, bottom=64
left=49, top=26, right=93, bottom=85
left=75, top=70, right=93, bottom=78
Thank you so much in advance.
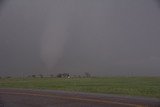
left=0, top=72, right=91, bottom=79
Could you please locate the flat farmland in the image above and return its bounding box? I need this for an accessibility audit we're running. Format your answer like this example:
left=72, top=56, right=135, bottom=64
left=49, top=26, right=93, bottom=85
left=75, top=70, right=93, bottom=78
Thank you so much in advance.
left=0, top=77, right=160, bottom=98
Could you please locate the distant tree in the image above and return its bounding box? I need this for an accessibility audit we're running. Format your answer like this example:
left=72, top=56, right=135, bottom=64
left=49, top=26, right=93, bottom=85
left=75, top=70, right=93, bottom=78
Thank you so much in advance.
left=0, top=76, right=1, bottom=79
left=27, top=75, right=31, bottom=78
left=84, top=72, right=91, bottom=78
left=50, top=74, right=54, bottom=78
left=57, top=73, right=62, bottom=78
left=56, top=73, right=70, bottom=78
left=39, top=74, right=43, bottom=78
left=6, top=76, right=11, bottom=79
left=32, top=75, right=36, bottom=78
left=62, top=73, right=70, bottom=78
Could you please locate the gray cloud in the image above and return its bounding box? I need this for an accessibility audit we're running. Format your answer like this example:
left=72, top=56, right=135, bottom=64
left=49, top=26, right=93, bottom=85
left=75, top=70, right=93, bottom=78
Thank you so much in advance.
left=0, top=0, right=160, bottom=76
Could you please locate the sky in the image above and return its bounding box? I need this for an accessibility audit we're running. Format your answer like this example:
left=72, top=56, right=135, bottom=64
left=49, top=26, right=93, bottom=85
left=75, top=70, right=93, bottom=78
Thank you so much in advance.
left=0, top=0, right=160, bottom=77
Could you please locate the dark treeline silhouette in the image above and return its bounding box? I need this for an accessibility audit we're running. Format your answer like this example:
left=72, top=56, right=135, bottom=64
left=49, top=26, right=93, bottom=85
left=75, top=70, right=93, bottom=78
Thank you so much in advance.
left=84, top=72, right=91, bottom=78
left=0, top=72, right=92, bottom=79
left=56, top=73, right=70, bottom=78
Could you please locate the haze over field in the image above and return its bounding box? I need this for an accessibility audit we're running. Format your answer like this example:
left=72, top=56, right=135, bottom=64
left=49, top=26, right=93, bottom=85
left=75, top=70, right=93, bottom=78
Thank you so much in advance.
left=0, top=0, right=160, bottom=76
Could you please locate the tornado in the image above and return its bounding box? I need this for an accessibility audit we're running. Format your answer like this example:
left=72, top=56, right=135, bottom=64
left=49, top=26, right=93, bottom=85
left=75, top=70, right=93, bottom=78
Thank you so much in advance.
left=41, top=1, right=72, bottom=70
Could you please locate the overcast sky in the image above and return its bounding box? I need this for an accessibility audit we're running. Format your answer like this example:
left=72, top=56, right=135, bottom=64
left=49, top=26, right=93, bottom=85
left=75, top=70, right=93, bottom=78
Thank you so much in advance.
left=0, top=0, right=160, bottom=76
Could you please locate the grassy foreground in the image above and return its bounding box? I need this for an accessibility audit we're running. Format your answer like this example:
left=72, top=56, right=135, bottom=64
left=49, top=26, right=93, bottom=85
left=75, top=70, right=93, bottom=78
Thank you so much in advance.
left=0, top=77, right=160, bottom=98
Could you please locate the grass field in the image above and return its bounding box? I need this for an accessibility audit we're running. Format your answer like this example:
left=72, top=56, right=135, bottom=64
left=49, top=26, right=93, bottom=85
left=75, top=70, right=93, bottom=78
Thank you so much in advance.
left=0, top=77, right=160, bottom=98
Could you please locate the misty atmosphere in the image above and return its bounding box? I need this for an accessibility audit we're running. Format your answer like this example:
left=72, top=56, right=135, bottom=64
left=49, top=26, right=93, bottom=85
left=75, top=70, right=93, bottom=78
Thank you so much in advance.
left=0, top=0, right=160, bottom=77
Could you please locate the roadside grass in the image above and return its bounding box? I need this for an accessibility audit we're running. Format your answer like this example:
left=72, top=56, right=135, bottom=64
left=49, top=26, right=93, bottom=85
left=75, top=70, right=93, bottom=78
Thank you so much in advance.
left=0, top=77, right=160, bottom=98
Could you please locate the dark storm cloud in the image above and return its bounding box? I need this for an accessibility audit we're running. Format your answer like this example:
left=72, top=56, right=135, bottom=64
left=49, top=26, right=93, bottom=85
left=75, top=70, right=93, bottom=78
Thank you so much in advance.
left=0, top=0, right=160, bottom=76
left=0, top=0, right=4, bottom=5
left=0, top=0, right=5, bottom=12
left=155, top=0, right=160, bottom=7
left=0, top=0, right=49, bottom=76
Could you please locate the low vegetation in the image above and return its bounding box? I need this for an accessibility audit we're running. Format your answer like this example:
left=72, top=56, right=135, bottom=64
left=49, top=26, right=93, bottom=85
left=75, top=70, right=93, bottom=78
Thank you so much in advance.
left=0, top=77, right=160, bottom=98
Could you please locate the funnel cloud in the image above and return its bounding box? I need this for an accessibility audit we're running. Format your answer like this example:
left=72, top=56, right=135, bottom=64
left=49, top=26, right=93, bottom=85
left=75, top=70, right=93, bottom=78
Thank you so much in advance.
left=41, top=1, right=72, bottom=70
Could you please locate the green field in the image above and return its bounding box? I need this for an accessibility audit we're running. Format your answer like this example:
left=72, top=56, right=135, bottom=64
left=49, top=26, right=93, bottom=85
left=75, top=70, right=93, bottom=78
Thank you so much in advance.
left=0, top=77, right=160, bottom=98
